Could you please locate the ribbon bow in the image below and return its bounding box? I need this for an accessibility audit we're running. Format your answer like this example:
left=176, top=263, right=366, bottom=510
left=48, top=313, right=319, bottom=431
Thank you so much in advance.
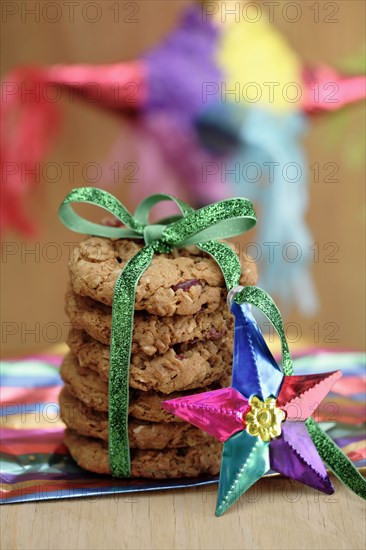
left=59, top=187, right=257, bottom=476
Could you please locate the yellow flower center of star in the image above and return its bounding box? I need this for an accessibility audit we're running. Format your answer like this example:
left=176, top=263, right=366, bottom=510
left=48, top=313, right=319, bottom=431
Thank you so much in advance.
left=245, top=396, right=286, bottom=442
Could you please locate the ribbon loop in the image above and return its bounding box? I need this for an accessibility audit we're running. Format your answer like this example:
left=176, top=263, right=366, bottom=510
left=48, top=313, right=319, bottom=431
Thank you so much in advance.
left=59, top=187, right=144, bottom=239
left=233, top=286, right=293, bottom=376
left=161, top=198, right=256, bottom=247
left=133, top=193, right=194, bottom=225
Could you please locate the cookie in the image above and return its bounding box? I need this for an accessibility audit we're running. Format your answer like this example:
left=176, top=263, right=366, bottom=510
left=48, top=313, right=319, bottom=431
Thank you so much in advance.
left=65, top=428, right=222, bottom=477
left=128, top=371, right=231, bottom=423
left=69, top=237, right=257, bottom=316
left=67, top=329, right=233, bottom=394
left=65, top=289, right=233, bottom=354
left=60, top=388, right=213, bottom=449
left=60, top=351, right=232, bottom=413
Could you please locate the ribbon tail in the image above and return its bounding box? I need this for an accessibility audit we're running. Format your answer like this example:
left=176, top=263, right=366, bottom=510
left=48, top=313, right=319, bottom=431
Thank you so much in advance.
left=198, top=241, right=242, bottom=291
left=306, top=417, right=366, bottom=499
left=109, top=246, right=155, bottom=477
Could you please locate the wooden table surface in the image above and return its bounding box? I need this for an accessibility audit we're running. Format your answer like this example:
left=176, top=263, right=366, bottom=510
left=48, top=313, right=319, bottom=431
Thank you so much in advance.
left=1, top=474, right=365, bottom=550
left=1, top=343, right=365, bottom=549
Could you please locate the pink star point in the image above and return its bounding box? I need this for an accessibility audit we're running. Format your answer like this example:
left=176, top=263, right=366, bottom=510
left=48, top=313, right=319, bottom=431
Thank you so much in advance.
left=277, top=370, right=342, bottom=421
left=162, top=387, right=250, bottom=443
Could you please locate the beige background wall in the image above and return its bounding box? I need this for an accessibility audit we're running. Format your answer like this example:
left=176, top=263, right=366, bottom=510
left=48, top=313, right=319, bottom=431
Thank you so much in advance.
left=1, top=0, right=365, bottom=356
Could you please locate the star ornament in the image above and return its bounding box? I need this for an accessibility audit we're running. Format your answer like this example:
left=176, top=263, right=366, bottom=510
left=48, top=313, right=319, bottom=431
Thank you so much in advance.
left=162, top=300, right=342, bottom=516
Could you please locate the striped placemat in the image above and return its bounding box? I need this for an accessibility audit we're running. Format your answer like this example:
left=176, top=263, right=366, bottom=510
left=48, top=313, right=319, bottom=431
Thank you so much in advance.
left=1, top=351, right=365, bottom=503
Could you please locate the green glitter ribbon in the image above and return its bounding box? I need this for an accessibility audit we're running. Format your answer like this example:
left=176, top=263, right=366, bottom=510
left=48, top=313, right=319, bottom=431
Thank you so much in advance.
left=234, top=286, right=293, bottom=376
left=234, top=286, right=365, bottom=499
left=306, top=417, right=366, bottom=499
left=59, top=187, right=257, bottom=476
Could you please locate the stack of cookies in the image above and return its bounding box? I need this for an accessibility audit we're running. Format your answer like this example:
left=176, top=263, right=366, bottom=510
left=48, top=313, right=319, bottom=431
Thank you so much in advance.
left=60, top=236, right=257, bottom=478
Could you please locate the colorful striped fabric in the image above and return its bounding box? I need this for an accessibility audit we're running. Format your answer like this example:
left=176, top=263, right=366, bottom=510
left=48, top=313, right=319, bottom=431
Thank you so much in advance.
left=1, top=351, right=365, bottom=503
